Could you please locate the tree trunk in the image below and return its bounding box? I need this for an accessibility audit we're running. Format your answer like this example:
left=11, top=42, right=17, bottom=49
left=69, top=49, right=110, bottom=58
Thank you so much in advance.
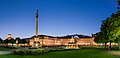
left=105, top=42, right=107, bottom=49
left=110, top=40, right=112, bottom=50
left=118, top=42, right=120, bottom=49
left=118, top=38, right=120, bottom=50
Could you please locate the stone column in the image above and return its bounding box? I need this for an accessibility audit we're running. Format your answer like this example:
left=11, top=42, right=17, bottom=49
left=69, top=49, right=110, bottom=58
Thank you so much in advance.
left=36, top=9, right=38, bottom=37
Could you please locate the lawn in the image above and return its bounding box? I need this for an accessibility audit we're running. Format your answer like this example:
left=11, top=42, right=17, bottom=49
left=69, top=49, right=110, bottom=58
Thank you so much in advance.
left=0, top=49, right=118, bottom=58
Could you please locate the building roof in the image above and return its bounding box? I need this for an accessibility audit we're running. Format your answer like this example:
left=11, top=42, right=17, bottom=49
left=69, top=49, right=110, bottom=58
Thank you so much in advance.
left=56, top=34, right=92, bottom=39
left=30, top=34, right=92, bottom=39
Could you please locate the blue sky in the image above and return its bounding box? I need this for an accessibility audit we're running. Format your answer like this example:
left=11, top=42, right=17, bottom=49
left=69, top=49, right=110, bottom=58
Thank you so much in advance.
left=0, top=0, right=118, bottom=39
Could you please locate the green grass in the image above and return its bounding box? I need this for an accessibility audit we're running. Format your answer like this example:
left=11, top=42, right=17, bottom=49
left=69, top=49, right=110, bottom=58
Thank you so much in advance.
left=0, top=49, right=118, bottom=58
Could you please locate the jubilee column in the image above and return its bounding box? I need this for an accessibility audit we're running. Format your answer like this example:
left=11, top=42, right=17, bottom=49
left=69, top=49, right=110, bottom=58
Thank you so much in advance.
left=36, top=9, right=38, bottom=37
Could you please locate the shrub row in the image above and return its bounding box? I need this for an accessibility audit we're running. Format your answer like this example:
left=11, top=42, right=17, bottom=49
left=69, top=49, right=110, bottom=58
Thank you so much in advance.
left=1, top=46, right=17, bottom=49
left=12, top=47, right=81, bottom=55
left=81, top=46, right=96, bottom=49
left=12, top=49, right=48, bottom=55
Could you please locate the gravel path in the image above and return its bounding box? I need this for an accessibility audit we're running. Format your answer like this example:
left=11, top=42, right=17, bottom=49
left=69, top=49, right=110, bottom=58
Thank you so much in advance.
left=0, top=47, right=28, bottom=55
left=108, top=51, right=120, bottom=57
left=0, top=49, right=16, bottom=55
left=0, top=50, right=11, bottom=55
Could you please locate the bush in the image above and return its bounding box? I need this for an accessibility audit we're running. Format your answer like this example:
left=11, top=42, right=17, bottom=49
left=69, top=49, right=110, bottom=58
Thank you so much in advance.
left=81, top=46, right=96, bottom=49
left=3, top=46, right=17, bottom=49
left=12, top=48, right=49, bottom=55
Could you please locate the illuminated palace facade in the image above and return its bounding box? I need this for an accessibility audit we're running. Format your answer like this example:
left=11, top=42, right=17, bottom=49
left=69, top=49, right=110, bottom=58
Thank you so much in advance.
left=29, top=34, right=96, bottom=47
left=28, top=10, right=96, bottom=47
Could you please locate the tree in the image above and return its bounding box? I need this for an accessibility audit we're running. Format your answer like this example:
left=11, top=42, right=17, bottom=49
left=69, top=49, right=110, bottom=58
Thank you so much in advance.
left=94, top=32, right=108, bottom=49
left=118, top=0, right=120, bottom=6
left=111, top=12, right=120, bottom=49
left=0, top=38, right=3, bottom=45
left=94, top=0, right=120, bottom=50
left=3, top=39, right=9, bottom=46
left=21, top=39, right=27, bottom=46
left=15, top=37, right=21, bottom=44
left=3, top=38, right=15, bottom=46
left=95, top=12, right=120, bottom=50
left=9, top=38, right=15, bottom=46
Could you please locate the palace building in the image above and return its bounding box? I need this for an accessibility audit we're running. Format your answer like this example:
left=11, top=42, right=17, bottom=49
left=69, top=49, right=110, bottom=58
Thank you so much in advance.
left=29, top=34, right=96, bottom=47
left=28, top=10, right=96, bottom=48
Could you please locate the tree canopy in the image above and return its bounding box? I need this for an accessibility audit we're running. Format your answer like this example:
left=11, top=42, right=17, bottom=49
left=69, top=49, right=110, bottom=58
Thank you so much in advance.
left=118, top=0, right=120, bottom=6
left=94, top=10, right=120, bottom=49
left=0, top=38, right=3, bottom=44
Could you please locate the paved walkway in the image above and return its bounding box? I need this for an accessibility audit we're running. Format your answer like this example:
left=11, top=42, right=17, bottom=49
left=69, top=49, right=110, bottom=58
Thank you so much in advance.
left=108, top=51, right=120, bottom=57
left=0, top=50, right=12, bottom=55
left=0, top=49, right=16, bottom=55
left=0, top=47, right=28, bottom=55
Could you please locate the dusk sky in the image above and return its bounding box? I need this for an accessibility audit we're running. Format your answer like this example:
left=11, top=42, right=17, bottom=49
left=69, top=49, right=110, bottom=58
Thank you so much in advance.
left=0, top=0, right=118, bottom=39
